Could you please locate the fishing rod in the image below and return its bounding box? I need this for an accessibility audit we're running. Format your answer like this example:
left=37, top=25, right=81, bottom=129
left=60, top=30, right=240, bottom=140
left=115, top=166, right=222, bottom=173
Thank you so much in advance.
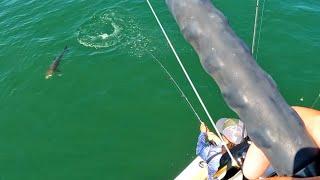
left=149, top=52, right=203, bottom=123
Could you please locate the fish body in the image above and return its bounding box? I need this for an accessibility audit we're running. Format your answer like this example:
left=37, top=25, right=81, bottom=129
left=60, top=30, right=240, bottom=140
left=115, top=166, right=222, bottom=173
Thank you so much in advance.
left=166, top=0, right=319, bottom=175
left=46, top=46, right=68, bottom=79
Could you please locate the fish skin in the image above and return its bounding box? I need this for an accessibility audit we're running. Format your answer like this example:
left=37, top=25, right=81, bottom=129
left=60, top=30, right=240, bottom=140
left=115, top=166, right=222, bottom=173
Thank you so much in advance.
left=166, top=0, right=319, bottom=175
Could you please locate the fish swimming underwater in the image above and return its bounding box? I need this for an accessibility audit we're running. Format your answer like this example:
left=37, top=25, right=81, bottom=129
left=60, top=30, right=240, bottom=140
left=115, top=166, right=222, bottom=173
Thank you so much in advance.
left=45, top=46, right=69, bottom=79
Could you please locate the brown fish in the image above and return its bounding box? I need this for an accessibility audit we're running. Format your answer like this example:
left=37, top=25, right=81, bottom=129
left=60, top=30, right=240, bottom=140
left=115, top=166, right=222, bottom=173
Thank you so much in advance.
left=46, top=46, right=68, bottom=79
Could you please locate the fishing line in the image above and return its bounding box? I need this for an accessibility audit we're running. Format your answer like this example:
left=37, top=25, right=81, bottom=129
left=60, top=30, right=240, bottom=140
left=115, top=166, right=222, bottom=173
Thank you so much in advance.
left=252, top=1, right=320, bottom=109
left=311, top=91, right=320, bottom=108
left=149, top=52, right=202, bottom=123
left=255, top=0, right=266, bottom=60
left=252, top=0, right=267, bottom=60
left=251, top=0, right=260, bottom=55
left=146, top=0, right=237, bottom=163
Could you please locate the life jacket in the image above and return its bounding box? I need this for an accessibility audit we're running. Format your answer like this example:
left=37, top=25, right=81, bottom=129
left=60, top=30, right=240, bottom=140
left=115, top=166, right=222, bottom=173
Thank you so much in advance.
left=219, top=137, right=250, bottom=167
left=213, top=137, right=250, bottom=180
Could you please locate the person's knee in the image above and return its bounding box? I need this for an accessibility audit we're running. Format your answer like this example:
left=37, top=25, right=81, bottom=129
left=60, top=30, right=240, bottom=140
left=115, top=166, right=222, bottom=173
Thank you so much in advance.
left=242, top=143, right=270, bottom=179
left=242, top=165, right=256, bottom=179
left=242, top=158, right=263, bottom=179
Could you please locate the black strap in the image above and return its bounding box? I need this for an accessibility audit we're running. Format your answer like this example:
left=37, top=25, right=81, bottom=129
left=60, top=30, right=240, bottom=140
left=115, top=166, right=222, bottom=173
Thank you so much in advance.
left=219, top=140, right=250, bottom=167
left=206, top=152, right=222, bottom=164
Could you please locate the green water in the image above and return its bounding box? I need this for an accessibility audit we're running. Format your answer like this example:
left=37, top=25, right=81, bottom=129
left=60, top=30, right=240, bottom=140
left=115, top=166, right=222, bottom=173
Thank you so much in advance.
left=0, top=0, right=319, bottom=179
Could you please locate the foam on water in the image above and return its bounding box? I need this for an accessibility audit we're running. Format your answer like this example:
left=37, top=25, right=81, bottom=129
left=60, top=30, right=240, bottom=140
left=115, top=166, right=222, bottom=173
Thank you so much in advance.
left=77, top=10, right=123, bottom=49
left=77, top=8, right=152, bottom=57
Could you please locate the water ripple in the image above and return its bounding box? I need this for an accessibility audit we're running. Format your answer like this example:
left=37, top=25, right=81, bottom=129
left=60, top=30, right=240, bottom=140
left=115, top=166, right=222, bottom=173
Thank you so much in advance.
left=77, top=7, right=152, bottom=57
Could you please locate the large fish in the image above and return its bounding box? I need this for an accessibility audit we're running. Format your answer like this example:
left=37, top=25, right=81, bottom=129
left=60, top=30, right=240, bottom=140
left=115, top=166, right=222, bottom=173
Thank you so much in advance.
left=166, top=0, right=319, bottom=176
left=45, top=46, right=68, bottom=79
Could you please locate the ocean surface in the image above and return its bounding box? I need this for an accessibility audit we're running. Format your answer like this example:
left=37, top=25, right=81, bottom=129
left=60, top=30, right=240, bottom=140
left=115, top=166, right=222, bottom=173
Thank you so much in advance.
left=0, top=0, right=319, bottom=179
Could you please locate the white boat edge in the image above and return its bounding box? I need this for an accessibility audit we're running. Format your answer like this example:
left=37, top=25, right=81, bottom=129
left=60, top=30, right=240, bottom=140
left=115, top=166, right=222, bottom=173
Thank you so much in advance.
left=175, top=156, right=244, bottom=180
left=175, top=156, right=208, bottom=180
